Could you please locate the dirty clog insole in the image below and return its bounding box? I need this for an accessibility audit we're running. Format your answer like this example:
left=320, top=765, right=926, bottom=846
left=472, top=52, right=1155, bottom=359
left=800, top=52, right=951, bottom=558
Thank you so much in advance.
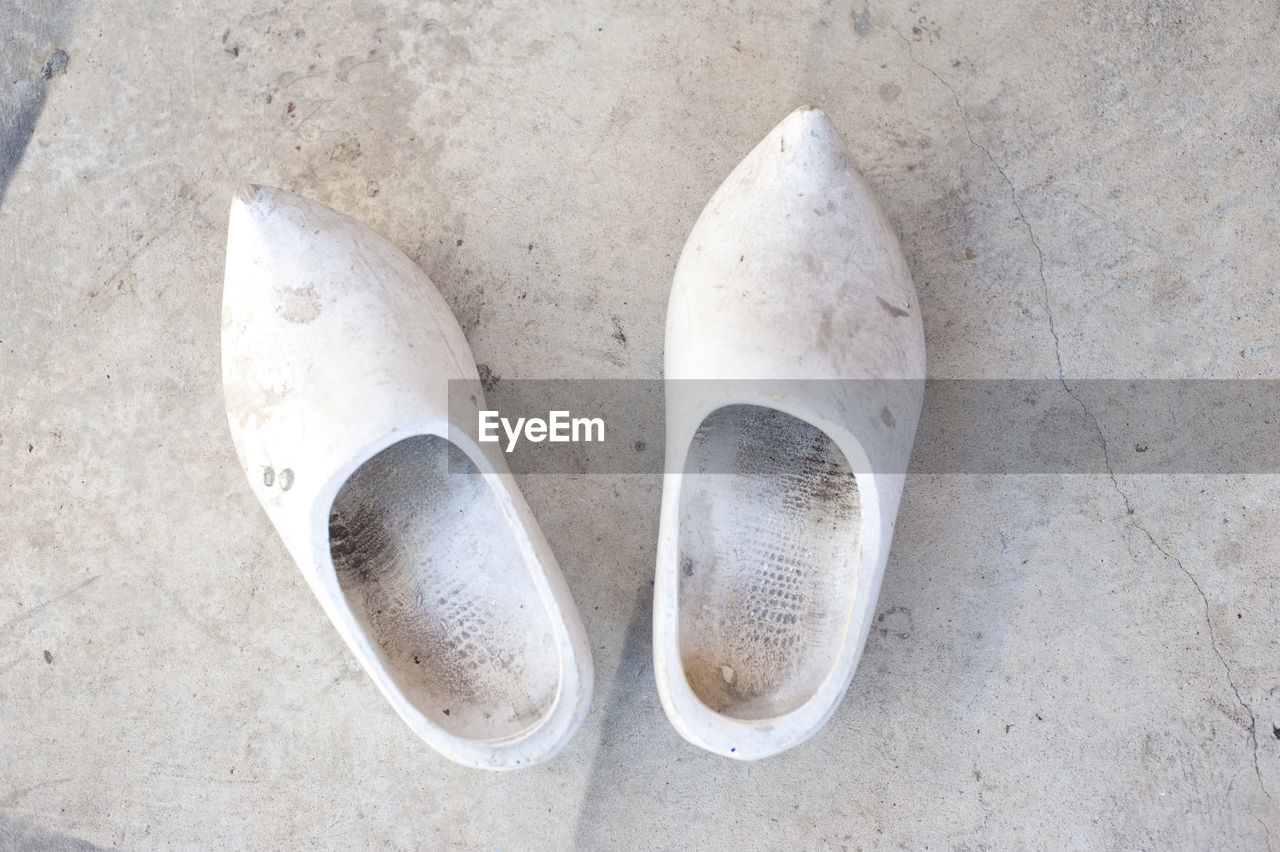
left=678, top=405, right=861, bottom=720
left=329, top=436, right=558, bottom=740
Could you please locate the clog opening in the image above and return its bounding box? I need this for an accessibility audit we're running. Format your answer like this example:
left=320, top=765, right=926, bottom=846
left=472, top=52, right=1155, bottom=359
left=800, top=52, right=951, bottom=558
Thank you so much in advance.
left=677, top=405, right=861, bottom=720
left=328, top=435, right=560, bottom=741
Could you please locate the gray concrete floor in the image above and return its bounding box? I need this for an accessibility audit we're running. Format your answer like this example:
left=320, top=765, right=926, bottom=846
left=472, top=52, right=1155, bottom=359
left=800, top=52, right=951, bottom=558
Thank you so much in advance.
left=3, top=0, right=1279, bottom=848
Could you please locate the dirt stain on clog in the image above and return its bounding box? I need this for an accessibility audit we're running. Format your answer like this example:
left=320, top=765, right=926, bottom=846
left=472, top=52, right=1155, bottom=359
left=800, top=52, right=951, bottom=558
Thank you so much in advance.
left=276, top=286, right=322, bottom=323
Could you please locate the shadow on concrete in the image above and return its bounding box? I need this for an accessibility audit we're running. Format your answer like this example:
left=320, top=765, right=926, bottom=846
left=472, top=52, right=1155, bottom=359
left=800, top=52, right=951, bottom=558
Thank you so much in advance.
left=570, top=577, right=660, bottom=848
left=1, top=1, right=78, bottom=208
left=0, top=816, right=108, bottom=851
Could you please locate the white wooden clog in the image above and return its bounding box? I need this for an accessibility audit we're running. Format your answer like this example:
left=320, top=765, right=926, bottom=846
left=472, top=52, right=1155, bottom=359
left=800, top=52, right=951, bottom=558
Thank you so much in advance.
left=222, top=186, right=592, bottom=769
left=655, top=107, right=926, bottom=759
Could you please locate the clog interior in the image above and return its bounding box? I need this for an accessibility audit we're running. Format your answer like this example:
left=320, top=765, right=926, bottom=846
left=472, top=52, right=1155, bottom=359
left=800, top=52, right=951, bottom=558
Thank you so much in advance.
left=328, top=435, right=559, bottom=741
left=677, top=405, right=861, bottom=720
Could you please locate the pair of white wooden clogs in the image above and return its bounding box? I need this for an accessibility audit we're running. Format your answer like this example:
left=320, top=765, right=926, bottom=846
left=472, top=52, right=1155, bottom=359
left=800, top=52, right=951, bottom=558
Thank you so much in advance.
left=222, top=107, right=926, bottom=769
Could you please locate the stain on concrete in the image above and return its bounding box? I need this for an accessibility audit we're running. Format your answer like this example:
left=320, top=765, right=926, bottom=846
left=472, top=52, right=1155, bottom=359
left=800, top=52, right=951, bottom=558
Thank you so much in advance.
left=477, top=363, right=500, bottom=393
left=874, top=606, right=913, bottom=638
left=851, top=5, right=874, bottom=36
left=910, top=15, right=942, bottom=43
left=447, top=284, right=486, bottom=336
left=40, top=49, right=69, bottom=80
left=326, top=138, right=361, bottom=163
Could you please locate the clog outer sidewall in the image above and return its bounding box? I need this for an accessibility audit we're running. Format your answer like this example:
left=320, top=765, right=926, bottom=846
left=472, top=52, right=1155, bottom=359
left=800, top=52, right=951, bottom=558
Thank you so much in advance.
left=222, top=187, right=592, bottom=770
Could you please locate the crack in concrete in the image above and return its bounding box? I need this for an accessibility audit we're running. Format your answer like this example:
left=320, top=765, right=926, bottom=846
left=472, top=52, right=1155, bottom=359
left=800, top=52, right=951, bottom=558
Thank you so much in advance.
left=897, top=28, right=1273, bottom=829
left=0, top=574, right=101, bottom=635
left=893, top=30, right=1065, bottom=378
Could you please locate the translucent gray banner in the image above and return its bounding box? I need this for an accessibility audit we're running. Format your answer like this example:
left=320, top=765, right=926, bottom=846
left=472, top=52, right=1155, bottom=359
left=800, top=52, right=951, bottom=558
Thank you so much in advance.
left=444, top=380, right=1280, bottom=474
